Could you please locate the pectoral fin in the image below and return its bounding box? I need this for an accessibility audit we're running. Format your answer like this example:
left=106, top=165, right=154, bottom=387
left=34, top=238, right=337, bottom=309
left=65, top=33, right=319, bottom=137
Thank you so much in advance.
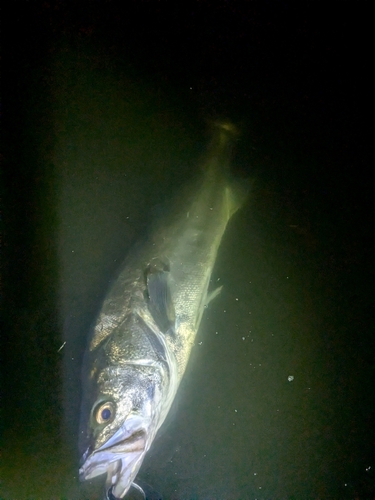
left=146, top=261, right=176, bottom=335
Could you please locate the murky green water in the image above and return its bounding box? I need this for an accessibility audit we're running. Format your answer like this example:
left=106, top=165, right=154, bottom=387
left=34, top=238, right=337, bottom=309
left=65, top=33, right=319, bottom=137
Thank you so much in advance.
left=2, top=14, right=373, bottom=500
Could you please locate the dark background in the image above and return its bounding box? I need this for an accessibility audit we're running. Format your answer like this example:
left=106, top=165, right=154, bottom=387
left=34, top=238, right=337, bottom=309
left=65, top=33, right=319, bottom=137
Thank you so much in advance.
left=1, top=2, right=373, bottom=499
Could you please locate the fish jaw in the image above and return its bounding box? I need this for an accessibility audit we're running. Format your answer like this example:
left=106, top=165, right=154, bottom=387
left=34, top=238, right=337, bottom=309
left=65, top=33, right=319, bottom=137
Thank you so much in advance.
left=78, top=319, right=178, bottom=497
left=79, top=413, right=152, bottom=498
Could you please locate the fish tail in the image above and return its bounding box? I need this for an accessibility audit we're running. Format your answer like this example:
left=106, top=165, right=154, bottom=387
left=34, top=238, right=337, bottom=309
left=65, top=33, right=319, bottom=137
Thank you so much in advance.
left=205, top=120, right=249, bottom=218
left=204, top=119, right=240, bottom=169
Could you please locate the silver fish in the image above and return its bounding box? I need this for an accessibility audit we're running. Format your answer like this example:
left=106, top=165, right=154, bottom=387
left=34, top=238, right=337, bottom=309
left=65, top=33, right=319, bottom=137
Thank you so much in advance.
left=78, top=121, right=247, bottom=499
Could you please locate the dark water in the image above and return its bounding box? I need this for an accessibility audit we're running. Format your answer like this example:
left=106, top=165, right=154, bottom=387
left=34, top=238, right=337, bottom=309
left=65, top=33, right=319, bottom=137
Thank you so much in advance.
left=2, top=3, right=373, bottom=499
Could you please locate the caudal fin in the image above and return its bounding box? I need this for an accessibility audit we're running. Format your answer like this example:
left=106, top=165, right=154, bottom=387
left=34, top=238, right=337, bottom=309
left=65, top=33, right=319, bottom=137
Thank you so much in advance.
left=206, top=119, right=240, bottom=160
left=208, top=121, right=249, bottom=217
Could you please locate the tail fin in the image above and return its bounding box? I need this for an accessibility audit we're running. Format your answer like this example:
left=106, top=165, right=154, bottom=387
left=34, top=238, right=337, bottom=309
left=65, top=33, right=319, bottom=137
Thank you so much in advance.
left=205, top=120, right=240, bottom=168
left=208, top=119, right=240, bottom=145
left=206, top=120, right=249, bottom=217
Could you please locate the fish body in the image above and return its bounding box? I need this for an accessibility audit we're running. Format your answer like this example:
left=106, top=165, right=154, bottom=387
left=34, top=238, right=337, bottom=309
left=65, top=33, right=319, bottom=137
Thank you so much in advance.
left=79, top=121, right=246, bottom=498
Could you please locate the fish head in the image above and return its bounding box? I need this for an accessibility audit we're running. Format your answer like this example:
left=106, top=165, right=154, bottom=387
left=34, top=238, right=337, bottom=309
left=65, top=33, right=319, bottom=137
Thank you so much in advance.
left=79, top=362, right=166, bottom=498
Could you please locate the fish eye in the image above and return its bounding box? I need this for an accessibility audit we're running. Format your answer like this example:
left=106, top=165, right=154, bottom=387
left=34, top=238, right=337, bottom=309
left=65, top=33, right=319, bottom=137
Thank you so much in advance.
left=95, top=401, right=115, bottom=425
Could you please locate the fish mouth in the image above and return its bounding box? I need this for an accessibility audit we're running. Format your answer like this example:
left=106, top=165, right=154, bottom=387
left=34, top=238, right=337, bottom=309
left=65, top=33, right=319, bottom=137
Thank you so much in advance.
left=79, top=428, right=149, bottom=498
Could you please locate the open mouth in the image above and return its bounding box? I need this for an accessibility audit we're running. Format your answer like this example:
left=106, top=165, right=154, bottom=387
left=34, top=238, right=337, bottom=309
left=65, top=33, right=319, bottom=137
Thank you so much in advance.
left=111, top=429, right=146, bottom=449
left=79, top=429, right=147, bottom=482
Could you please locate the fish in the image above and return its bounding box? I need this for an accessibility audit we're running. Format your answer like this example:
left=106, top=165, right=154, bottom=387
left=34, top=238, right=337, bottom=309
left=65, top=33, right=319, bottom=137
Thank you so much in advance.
left=78, top=120, right=247, bottom=499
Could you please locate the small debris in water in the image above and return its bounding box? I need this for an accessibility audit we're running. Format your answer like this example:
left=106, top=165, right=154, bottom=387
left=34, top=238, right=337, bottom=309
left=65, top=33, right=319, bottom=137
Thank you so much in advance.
left=288, top=375, right=294, bottom=382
